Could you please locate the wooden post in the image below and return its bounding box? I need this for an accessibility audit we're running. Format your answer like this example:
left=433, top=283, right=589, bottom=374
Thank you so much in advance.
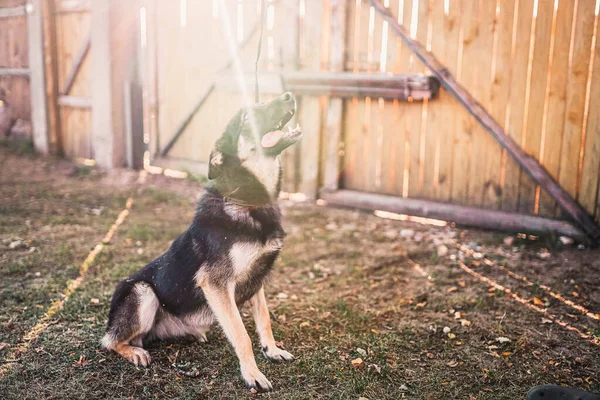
left=42, top=0, right=62, bottom=155
left=91, top=0, right=141, bottom=169
left=322, top=0, right=347, bottom=192
left=368, top=0, right=600, bottom=244
left=27, top=0, right=49, bottom=154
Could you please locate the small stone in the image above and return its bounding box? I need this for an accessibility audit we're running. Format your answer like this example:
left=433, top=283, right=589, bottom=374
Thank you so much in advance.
left=559, top=236, right=574, bottom=246
left=467, top=241, right=479, bottom=250
left=9, top=240, right=23, bottom=250
left=400, top=229, right=415, bottom=238
left=277, top=292, right=289, bottom=299
left=496, top=337, right=511, bottom=344
left=443, top=326, right=451, bottom=334
left=437, top=245, right=449, bottom=257
left=384, top=230, right=398, bottom=239
left=308, top=271, right=315, bottom=279
left=325, top=223, right=338, bottom=231
left=538, top=251, right=551, bottom=259
left=503, top=236, right=515, bottom=246
left=577, top=244, right=586, bottom=250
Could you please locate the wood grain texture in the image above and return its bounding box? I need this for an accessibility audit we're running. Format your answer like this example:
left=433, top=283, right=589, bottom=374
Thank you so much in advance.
left=538, top=0, right=575, bottom=217
left=558, top=1, right=596, bottom=209
left=502, top=0, right=534, bottom=212
left=368, top=0, right=600, bottom=242
left=579, top=12, right=600, bottom=217
left=517, top=2, right=554, bottom=215
left=423, top=0, right=462, bottom=203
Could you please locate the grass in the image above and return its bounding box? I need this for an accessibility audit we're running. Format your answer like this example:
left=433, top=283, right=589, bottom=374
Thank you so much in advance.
left=0, top=148, right=599, bottom=399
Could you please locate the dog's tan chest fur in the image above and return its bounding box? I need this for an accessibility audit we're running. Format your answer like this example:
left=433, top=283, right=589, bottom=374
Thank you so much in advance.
left=229, top=238, right=283, bottom=279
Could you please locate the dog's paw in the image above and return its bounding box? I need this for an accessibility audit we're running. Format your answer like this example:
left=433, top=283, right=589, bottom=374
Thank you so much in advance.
left=127, top=347, right=152, bottom=367
left=241, top=366, right=273, bottom=392
left=262, top=345, right=294, bottom=363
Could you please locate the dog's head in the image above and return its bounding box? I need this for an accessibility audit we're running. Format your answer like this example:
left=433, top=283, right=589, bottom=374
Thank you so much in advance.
left=208, top=92, right=302, bottom=205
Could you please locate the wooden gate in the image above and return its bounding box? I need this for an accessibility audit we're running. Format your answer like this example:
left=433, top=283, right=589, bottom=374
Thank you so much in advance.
left=51, top=0, right=92, bottom=159
left=337, top=0, right=600, bottom=223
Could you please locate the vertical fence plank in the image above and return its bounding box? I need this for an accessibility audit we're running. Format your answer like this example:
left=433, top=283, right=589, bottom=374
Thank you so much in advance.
left=379, top=0, right=400, bottom=195
left=323, top=0, right=347, bottom=191
left=579, top=10, right=600, bottom=217
left=391, top=0, right=408, bottom=196
left=451, top=0, right=479, bottom=205
left=422, top=0, right=460, bottom=202
left=298, top=0, right=324, bottom=198
left=341, top=0, right=359, bottom=190
left=517, top=1, right=554, bottom=214
left=468, top=0, right=501, bottom=208
left=489, top=0, right=516, bottom=209
left=502, top=0, right=534, bottom=212
left=364, top=4, right=384, bottom=193
left=538, top=0, right=575, bottom=217
left=405, top=0, right=428, bottom=198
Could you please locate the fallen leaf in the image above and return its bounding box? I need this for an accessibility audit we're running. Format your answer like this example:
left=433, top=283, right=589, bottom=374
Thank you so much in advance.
left=446, top=361, right=459, bottom=368
left=356, top=348, right=367, bottom=357
left=496, top=337, right=511, bottom=344
left=460, top=319, right=471, bottom=327
left=368, top=364, right=381, bottom=374
left=454, top=311, right=462, bottom=319
left=175, top=376, right=182, bottom=381
left=299, top=321, right=310, bottom=328
left=371, top=329, right=379, bottom=334
left=532, top=297, right=544, bottom=306
left=351, top=358, right=364, bottom=368
left=458, top=281, right=466, bottom=287
left=415, top=301, right=427, bottom=308
left=90, top=298, right=100, bottom=304
left=541, top=318, right=553, bottom=324
left=572, top=292, right=579, bottom=298
left=426, top=353, right=435, bottom=359
left=455, top=341, right=463, bottom=346
left=502, top=352, right=511, bottom=357
left=447, top=286, right=458, bottom=293
left=448, top=333, right=456, bottom=339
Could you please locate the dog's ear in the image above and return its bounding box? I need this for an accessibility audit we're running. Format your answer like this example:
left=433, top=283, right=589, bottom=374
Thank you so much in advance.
left=208, top=150, right=223, bottom=180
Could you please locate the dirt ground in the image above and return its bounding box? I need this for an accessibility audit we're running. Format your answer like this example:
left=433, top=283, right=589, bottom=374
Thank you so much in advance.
left=1, top=144, right=599, bottom=400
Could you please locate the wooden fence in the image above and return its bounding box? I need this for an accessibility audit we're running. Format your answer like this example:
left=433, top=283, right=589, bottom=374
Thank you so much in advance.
left=4, top=0, right=600, bottom=239
left=339, top=0, right=600, bottom=224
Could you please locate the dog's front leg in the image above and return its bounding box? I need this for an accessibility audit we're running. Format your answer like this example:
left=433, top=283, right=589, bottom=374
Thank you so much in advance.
left=250, top=287, right=294, bottom=362
left=202, top=283, right=273, bottom=392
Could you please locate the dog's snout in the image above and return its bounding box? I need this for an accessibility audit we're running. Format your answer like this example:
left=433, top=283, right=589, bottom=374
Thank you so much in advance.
left=280, top=92, right=294, bottom=103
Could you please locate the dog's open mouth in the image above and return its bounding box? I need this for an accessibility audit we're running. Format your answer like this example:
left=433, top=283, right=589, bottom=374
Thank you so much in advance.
left=261, top=111, right=303, bottom=149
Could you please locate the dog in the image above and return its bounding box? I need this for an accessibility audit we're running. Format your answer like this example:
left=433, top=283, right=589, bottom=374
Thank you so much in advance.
left=101, top=92, right=302, bottom=391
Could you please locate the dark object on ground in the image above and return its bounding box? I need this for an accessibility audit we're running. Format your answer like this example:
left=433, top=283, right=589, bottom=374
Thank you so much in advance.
left=526, top=385, right=600, bottom=400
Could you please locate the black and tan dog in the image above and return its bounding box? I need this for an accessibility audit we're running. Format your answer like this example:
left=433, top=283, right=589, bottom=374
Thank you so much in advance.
left=101, top=92, right=302, bottom=391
